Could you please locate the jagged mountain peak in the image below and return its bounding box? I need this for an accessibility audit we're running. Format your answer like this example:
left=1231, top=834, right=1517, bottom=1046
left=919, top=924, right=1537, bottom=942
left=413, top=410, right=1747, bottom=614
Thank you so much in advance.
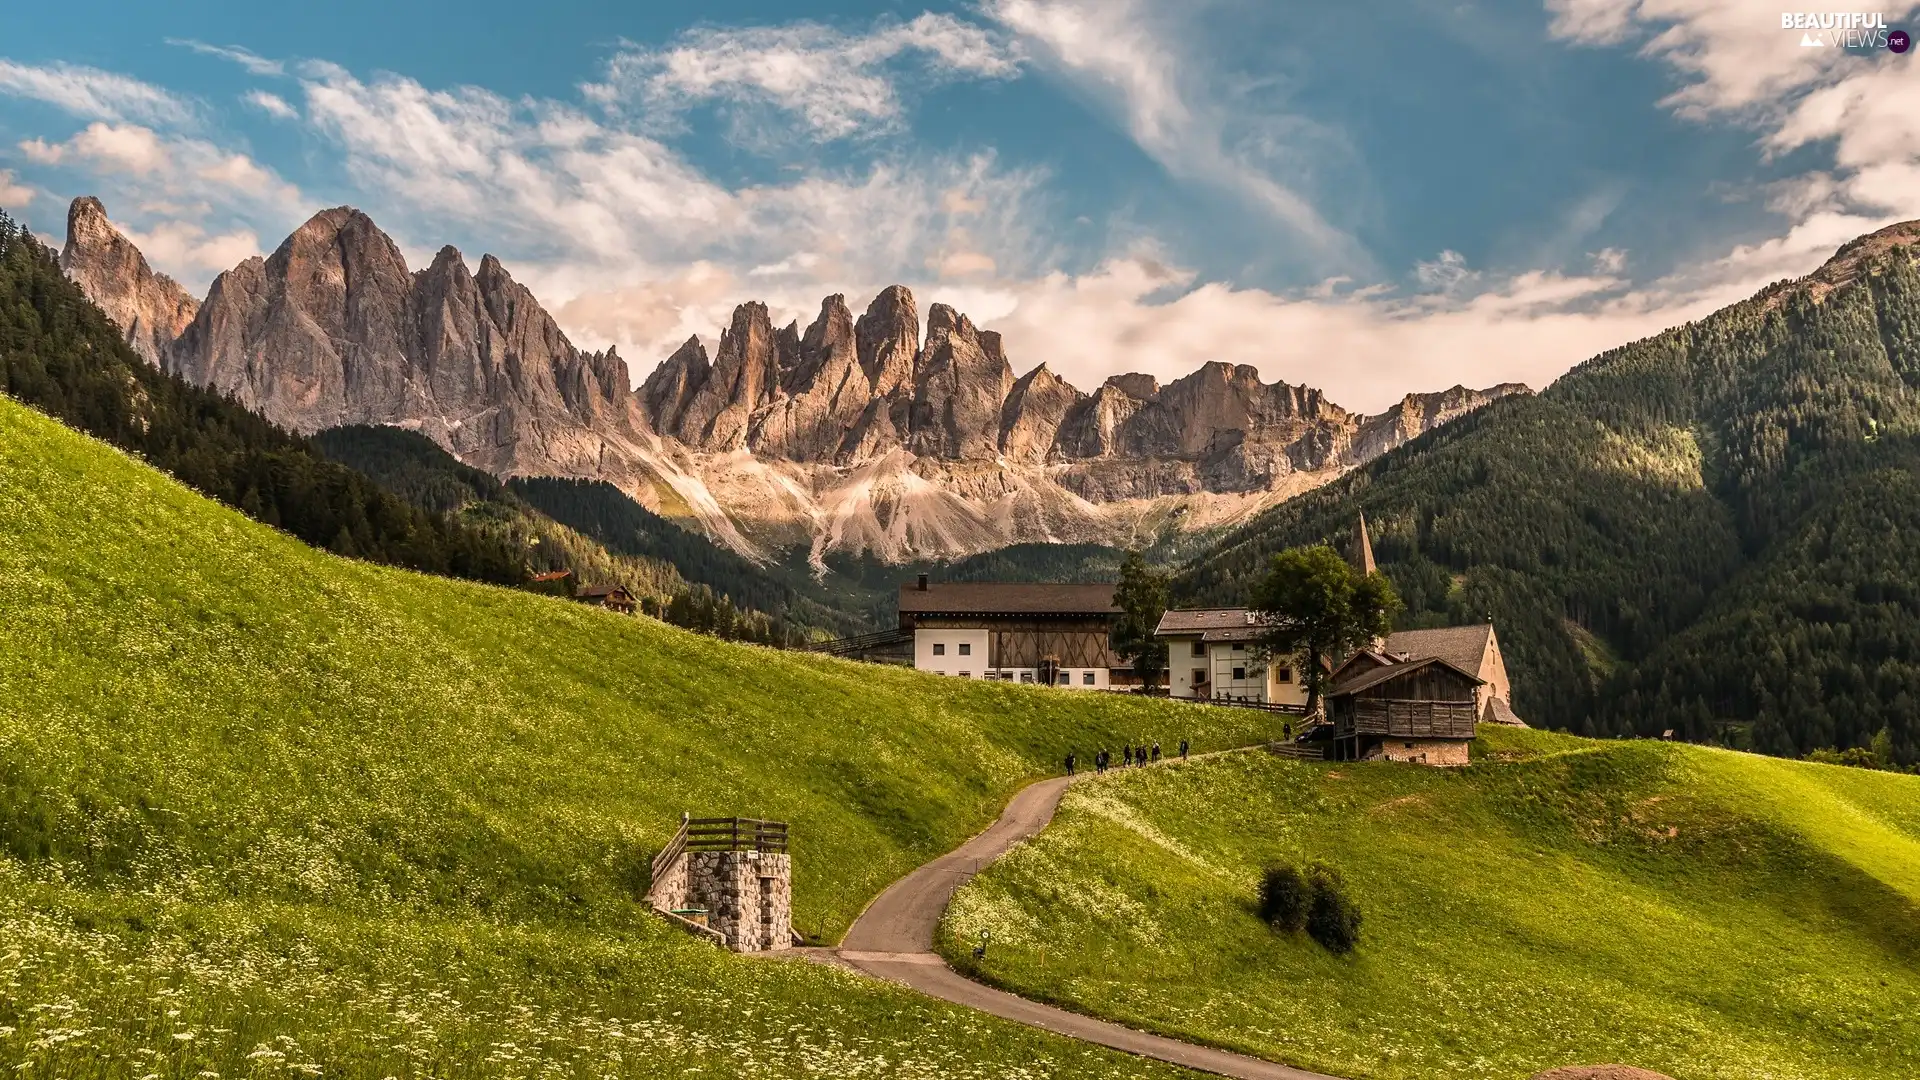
left=66, top=202, right=1528, bottom=564
left=58, top=195, right=199, bottom=367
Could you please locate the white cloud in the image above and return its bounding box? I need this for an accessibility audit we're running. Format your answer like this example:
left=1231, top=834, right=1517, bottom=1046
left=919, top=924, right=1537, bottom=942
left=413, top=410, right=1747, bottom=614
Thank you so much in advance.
left=585, top=13, right=1020, bottom=141
left=1547, top=1, right=1920, bottom=224
left=22, top=122, right=301, bottom=209
left=166, top=39, right=287, bottom=77
left=120, top=219, right=261, bottom=274
left=985, top=0, right=1366, bottom=271
left=1414, top=249, right=1476, bottom=291
left=1588, top=247, right=1627, bottom=274
left=0, top=59, right=196, bottom=125
left=0, top=169, right=32, bottom=207
left=245, top=89, right=298, bottom=119
left=296, top=63, right=1043, bottom=283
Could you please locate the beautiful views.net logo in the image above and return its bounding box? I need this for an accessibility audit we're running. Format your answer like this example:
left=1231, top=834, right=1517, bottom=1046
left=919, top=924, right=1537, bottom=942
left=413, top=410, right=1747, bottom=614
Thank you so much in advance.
left=1781, top=12, right=1911, bottom=51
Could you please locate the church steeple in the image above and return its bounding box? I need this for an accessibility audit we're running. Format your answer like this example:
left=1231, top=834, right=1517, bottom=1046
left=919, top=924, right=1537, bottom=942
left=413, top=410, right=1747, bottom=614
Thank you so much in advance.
left=1353, top=511, right=1376, bottom=577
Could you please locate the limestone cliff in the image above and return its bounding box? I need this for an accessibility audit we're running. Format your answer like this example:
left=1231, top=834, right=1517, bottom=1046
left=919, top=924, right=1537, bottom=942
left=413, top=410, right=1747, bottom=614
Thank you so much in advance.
left=64, top=195, right=1526, bottom=564
left=58, top=197, right=198, bottom=366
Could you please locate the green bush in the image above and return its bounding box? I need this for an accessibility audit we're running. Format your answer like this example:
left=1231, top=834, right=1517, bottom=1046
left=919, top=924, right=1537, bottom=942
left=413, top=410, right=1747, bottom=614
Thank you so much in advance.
left=1306, top=863, right=1362, bottom=954
left=1257, top=864, right=1310, bottom=932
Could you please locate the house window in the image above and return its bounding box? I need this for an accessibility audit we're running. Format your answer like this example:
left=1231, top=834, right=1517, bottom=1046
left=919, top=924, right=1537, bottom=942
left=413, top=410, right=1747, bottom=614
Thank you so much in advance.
left=1082, top=672, right=1096, bottom=685
left=1057, top=673, right=1070, bottom=685
left=933, top=643, right=946, bottom=656
left=958, top=642, right=972, bottom=656
left=1404, top=741, right=1416, bottom=749
left=1193, top=669, right=1207, bottom=686
left=1191, top=641, right=1205, bottom=657
left=1232, top=666, right=1246, bottom=681
left=1232, top=643, right=1244, bottom=652
left=1021, top=672, right=1034, bottom=683
left=959, top=671, right=970, bottom=678
left=1277, top=667, right=1293, bottom=683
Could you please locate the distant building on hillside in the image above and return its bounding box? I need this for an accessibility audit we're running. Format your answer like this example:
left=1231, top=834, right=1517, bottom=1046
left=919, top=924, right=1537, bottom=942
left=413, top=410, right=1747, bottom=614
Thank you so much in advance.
left=576, top=584, right=638, bottom=615
left=1153, top=608, right=1308, bottom=707
left=1154, top=513, right=1529, bottom=748
left=1325, top=654, right=1483, bottom=765
left=898, top=575, right=1126, bottom=688
left=1380, top=624, right=1512, bottom=711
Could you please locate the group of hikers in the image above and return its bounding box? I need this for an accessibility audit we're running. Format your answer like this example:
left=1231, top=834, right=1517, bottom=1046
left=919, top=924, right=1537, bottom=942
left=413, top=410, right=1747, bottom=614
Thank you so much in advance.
left=1064, top=737, right=1189, bottom=776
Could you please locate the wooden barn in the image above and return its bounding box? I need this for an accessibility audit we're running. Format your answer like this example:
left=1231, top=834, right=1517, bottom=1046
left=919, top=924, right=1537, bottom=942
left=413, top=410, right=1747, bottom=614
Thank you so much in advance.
left=897, top=575, right=1127, bottom=688
left=1327, top=655, right=1483, bottom=766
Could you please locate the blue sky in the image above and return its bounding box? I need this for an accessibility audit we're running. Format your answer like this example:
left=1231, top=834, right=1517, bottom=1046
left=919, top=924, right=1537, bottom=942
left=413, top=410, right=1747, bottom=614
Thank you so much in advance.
left=2, top=0, right=1916, bottom=409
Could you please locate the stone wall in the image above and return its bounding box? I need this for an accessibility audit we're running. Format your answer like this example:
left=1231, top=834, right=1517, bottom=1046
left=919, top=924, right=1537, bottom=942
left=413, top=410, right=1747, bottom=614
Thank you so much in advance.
left=1374, top=737, right=1471, bottom=767
left=683, top=850, right=792, bottom=952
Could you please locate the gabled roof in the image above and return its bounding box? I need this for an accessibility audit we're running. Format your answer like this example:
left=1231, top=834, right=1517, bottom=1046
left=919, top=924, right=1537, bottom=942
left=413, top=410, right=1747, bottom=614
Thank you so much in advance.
left=1385, top=625, right=1494, bottom=677
left=1155, top=607, right=1264, bottom=632
left=1481, top=697, right=1529, bottom=727
left=898, top=581, right=1120, bottom=616
left=578, top=584, right=634, bottom=599
left=1329, top=654, right=1484, bottom=697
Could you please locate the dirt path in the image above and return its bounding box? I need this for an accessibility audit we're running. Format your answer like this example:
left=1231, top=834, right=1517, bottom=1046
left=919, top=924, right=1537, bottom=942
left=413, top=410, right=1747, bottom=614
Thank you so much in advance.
left=820, top=751, right=1345, bottom=1080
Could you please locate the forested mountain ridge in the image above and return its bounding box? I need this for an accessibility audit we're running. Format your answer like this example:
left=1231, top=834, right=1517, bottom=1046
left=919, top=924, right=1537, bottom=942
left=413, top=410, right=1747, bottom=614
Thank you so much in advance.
left=1177, top=219, right=1920, bottom=763
left=0, top=209, right=527, bottom=585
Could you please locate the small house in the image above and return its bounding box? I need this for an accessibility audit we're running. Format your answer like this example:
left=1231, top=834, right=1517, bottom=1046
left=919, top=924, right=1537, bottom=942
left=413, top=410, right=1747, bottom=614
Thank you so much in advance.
left=1327, top=655, right=1482, bottom=766
left=1153, top=608, right=1308, bottom=707
left=576, top=584, right=638, bottom=615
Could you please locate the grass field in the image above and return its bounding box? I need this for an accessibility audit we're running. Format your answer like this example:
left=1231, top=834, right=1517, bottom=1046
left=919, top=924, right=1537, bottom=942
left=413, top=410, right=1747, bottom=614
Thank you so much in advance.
left=0, top=397, right=1274, bottom=1077
left=939, top=728, right=1920, bottom=1080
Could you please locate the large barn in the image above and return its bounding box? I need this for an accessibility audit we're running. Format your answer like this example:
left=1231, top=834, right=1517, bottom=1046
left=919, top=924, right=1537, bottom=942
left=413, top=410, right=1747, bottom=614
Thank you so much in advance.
left=897, top=575, right=1128, bottom=689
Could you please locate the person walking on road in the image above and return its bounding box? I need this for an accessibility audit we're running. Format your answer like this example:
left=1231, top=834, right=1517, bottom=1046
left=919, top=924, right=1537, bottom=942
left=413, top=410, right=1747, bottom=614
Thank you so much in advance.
left=1124, top=745, right=1134, bottom=767
left=1066, top=750, right=1077, bottom=776
left=1151, top=741, right=1162, bottom=762
left=1179, top=737, right=1189, bottom=760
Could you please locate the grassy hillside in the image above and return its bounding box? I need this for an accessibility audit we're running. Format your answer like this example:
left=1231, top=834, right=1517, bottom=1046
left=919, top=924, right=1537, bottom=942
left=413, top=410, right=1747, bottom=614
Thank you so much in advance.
left=940, top=728, right=1920, bottom=1080
left=1175, top=222, right=1920, bottom=762
left=0, top=395, right=1275, bottom=1076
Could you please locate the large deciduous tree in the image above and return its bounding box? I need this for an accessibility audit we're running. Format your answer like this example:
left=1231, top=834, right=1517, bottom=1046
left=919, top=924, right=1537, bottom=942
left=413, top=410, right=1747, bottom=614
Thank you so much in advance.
left=1253, top=544, right=1399, bottom=716
left=1111, top=549, right=1170, bottom=689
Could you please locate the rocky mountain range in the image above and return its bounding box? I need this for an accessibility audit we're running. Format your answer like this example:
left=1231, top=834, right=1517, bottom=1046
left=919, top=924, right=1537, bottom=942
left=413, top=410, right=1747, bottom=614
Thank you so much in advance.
left=60, top=196, right=1525, bottom=564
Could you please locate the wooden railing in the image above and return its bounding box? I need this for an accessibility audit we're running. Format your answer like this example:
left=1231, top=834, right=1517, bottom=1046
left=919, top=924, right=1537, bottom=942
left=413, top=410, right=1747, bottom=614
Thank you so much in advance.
left=651, top=814, right=691, bottom=884
left=1205, top=693, right=1311, bottom=716
left=686, top=816, right=790, bottom=853
left=803, top=628, right=912, bottom=656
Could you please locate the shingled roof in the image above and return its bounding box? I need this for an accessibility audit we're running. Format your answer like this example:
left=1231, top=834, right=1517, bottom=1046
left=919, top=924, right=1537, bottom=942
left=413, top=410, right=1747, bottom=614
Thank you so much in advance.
left=1153, top=607, right=1274, bottom=642
left=1385, top=625, right=1494, bottom=678
left=897, top=581, right=1121, bottom=616
left=1330, top=655, right=1484, bottom=697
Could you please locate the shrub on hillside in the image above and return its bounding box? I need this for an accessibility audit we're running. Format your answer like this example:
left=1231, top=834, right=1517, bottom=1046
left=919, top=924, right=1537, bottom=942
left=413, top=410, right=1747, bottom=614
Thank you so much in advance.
left=1257, top=864, right=1310, bottom=932
left=1306, top=863, right=1362, bottom=954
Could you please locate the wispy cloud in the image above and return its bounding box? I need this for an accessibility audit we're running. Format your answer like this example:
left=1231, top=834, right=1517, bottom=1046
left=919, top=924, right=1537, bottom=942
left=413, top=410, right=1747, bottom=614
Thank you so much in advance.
left=584, top=13, right=1021, bottom=142
left=1547, top=0, right=1920, bottom=229
left=984, top=0, right=1366, bottom=273
left=166, top=38, right=286, bottom=77
left=0, top=169, right=33, bottom=207
left=244, top=89, right=298, bottom=119
left=0, top=59, right=197, bottom=125
left=17, top=122, right=302, bottom=220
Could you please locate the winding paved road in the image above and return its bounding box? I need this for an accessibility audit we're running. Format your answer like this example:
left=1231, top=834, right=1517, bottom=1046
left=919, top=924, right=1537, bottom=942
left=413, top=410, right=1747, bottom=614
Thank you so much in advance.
left=821, top=754, right=1343, bottom=1080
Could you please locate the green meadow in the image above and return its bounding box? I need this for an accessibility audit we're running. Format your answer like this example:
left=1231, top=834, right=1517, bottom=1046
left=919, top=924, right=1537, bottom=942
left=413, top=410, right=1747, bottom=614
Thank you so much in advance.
left=940, top=728, right=1920, bottom=1080
left=0, top=397, right=1274, bottom=1077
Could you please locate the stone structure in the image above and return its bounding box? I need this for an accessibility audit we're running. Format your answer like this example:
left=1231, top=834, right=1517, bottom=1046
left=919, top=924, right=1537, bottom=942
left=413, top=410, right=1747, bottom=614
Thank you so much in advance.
left=684, top=851, right=792, bottom=952
left=646, top=816, right=793, bottom=952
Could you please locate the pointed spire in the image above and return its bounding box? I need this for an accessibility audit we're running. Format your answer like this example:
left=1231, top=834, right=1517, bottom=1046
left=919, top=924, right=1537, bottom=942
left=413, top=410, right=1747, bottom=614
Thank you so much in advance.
left=1353, top=512, right=1376, bottom=577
